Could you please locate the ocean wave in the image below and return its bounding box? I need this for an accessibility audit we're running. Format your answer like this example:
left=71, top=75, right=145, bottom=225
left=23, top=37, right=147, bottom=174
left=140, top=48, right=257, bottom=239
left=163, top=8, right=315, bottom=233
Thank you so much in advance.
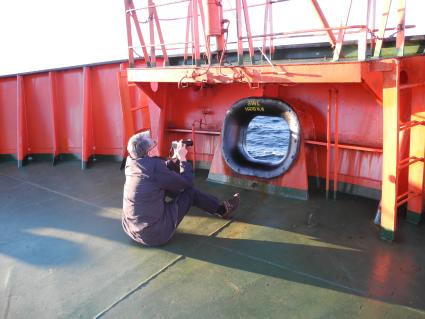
left=246, top=116, right=290, bottom=161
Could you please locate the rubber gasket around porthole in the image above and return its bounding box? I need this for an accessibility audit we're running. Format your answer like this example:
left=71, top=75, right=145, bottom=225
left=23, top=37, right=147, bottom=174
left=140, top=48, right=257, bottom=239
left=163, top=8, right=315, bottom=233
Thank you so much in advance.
left=221, top=97, right=301, bottom=179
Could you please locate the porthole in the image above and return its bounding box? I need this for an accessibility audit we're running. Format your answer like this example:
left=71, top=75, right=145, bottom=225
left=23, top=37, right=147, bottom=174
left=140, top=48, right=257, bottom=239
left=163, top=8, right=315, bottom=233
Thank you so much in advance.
left=221, top=97, right=301, bottom=179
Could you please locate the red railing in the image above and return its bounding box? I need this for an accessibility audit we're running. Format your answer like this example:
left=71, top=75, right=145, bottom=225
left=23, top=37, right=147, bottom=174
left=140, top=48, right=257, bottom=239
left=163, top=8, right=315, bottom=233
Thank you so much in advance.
left=124, top=0, right=412, bottom=67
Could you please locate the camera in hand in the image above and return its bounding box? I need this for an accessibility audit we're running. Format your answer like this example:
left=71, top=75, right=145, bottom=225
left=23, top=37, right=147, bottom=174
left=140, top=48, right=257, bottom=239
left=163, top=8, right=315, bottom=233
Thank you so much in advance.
left=171, top=139, right=193, bottom=149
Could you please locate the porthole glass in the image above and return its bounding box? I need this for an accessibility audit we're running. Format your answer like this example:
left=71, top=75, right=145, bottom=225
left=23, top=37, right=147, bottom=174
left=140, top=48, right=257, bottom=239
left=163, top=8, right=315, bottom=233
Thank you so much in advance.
left=245, top=116, right=290, bottom=163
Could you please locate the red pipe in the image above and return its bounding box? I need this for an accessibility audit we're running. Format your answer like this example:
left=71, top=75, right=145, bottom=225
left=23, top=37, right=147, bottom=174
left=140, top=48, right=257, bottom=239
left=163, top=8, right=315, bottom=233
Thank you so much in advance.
left=191, top=123, right=196, bottom=171
left=48, top=72, right=59, bottom=164
left=305, top=140, right=382, bottom=153
left=16, top=75, right=27, bottom=168
left=333, top=89, right=339, bottom=199
left=326, top=89, right=331, bottom=199
left=166, top=128, right=220, bottom=135
left=157, top=93, right=168, bottom=157
left=82, top=67, right=92, bottom=170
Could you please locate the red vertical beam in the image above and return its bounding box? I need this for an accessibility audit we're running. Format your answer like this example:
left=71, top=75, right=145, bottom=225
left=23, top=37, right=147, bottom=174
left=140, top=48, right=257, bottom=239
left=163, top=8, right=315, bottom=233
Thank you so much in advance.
left=118, top=67, right=135, bottom=156
left=326, top=89, right=332, bottom=199
left=241, top=0, right=254, bottom=63
left=184, top=2, right=192, bottom=65
left=148, top=0, right=156, bottom=67
left=124, top=0, right=135, bottom=68
left=82, top=67, right=93, bottom=170
left=310, top=0, right=337, bottom=47
left=333, top=89, right=339, bottom=199
left=128, top=0, right=150, bottom=66
left=157, top=85, right=168, bottom=156
left=48, top=71, right=59, bottom=164
left=16, top=75, right=27, bottom=168
left=396, top=0, right=406, bottom=57
left=152, top=5, right=169, bottom=66
left=373, top=0, right=392, bottom=58
left=192, top=0, right=201, bottom=66
left=406, top=91, right=425, bottom=224
left=236, top=0, right=243, bottom=65
left=191, top=123, right=196, bottom=171
left=380, top=60, right=399, bottom=241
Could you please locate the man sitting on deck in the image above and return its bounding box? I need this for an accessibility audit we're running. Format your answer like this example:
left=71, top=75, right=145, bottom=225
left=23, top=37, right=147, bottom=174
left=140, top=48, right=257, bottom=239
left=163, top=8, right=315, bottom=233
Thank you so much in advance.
left=122, top=131, right=240, bottom=247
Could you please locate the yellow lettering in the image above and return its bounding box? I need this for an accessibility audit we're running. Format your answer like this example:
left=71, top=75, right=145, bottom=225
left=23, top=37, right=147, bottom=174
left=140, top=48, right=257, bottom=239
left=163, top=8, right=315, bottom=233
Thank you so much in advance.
left=245, top=100, right=264, bottom=111
left=247, top=100, right=261, bottom=107
left=244, top=104, right=264, bottom=112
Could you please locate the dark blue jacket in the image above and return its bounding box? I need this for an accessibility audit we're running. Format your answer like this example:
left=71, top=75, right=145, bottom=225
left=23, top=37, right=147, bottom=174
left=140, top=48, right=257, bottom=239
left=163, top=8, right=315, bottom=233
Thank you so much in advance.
left=122, top=156, right=193, bottom=246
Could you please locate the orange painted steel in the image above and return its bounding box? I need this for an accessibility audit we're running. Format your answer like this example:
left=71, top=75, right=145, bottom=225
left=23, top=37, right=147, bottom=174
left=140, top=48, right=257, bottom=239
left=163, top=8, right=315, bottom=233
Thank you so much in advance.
left=126, top=62, right=363, bottom=83
left=380, top=60, right=400, bottom=236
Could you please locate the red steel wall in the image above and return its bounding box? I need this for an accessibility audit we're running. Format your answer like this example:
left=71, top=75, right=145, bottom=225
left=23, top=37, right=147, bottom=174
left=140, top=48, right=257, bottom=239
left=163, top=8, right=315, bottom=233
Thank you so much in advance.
left=0, top=61, right=386, bottom=196
left=153, top=82, right=383, bottom=192
left=0, top=63, right=125, bottom=159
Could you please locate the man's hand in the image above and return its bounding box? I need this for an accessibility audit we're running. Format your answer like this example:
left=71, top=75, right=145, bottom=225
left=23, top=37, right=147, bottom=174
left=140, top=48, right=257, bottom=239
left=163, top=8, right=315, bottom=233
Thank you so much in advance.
left=175, top=140, right=188, bottom=162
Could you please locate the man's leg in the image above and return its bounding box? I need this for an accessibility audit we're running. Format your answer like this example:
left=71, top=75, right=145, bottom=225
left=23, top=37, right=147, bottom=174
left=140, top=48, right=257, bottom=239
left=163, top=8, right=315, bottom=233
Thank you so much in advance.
left=191, top=188, right=220, bottom=214
left=173, top=187, right=221, bottom=225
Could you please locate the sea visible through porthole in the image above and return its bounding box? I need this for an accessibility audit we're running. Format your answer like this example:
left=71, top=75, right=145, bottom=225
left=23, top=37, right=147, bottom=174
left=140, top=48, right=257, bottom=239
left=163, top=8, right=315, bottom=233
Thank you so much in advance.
left=245, top=116, right=290, bottom=162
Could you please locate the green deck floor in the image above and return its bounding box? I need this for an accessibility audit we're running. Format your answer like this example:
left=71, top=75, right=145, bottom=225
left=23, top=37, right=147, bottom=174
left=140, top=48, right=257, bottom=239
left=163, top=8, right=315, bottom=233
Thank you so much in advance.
left=0, top=160, right=424, bottom=318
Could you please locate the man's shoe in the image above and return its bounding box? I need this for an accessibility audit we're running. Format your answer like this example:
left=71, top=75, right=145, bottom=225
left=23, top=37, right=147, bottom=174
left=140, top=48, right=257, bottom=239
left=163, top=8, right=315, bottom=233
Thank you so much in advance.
left=221, top=193, right=240, bottom=219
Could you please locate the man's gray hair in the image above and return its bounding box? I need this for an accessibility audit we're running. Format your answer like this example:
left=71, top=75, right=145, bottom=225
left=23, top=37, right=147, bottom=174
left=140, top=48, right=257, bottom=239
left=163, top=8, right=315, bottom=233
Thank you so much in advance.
left=127, top=131, right=156, bottom=158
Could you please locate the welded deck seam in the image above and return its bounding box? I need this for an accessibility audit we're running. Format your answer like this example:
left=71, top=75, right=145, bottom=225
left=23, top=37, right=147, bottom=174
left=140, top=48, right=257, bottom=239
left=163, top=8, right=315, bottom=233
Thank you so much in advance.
left=206, top=241, right=366, bottom=295
left=92, top=214, right=235, bottom=317
left=0, top=172, right=238, bottom=318
left=93, top=254, right=185, bottom=319
left=204, top=241, right=425, bottom=315
left=0, top=173, right=118, bottom=213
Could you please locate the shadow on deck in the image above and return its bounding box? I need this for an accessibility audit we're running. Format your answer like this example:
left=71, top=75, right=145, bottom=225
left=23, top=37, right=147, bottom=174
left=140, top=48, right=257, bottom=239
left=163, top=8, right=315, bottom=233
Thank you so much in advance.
left=0, top=160, right=424, bottom=318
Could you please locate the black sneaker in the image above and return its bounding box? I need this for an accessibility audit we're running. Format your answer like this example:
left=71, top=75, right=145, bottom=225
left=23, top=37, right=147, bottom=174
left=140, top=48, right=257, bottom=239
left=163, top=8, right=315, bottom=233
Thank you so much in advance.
left=221, top=193, right=240, bottom=219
